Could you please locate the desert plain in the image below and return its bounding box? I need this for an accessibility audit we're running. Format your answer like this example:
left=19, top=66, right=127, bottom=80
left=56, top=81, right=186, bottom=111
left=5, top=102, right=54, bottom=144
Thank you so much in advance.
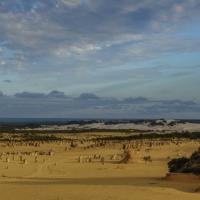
left=0, top=128, right=200, bottom=200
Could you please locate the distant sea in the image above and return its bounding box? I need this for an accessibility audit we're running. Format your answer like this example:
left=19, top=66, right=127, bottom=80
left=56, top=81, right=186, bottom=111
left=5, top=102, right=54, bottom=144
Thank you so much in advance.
left=0, top=118, right=85, bottom=124
left=0, top=118, right=200, bottom=125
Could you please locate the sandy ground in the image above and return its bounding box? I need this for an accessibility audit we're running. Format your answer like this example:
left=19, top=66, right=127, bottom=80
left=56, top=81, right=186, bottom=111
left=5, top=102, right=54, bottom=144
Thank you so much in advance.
left=0, top=136, right=200, bottom=200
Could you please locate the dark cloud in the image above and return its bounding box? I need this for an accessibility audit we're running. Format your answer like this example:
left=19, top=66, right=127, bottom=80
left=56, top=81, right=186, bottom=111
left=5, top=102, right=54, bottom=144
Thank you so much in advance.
left=3, top=79, right=12, bottom=83
left=78, top=93, right=100, bottom=100
left=15, top=92, right=46, bottom=98
left=47, top=90, right=68, bottom=98
left=0, top=91, right=199, bottom=118
left=0, top=91, right=4, bottom=97
left=14, top=91, right=69, bottom=99
left=123, top=97, right=148, bottom=104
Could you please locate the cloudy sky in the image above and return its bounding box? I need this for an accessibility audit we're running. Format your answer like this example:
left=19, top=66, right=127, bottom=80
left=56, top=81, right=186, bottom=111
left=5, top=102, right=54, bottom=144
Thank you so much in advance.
left=0, top=0, right=200, bottom=118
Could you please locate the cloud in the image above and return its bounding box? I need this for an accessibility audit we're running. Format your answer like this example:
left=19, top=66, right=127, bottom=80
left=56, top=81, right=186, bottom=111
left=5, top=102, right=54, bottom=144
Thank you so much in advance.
left=0, top=0, right=200, bottom=71
left=0, top=1, right=200, bottom=107
left=59, top=0, right=82, bottom=8
left=78, top=93, right=100, bottom=100
left=47, top=90, right=68, bottom=98
left=14, top=91, right=69, bottom=99
left=15, top=92, right=46, bottom=98
left=123, top=97, right=148, bottom=104
left=0, top=91, right=200, bottom=118
left=0, top=91, right=4, bottom=97
left=3, top=79, right=12, bottom=83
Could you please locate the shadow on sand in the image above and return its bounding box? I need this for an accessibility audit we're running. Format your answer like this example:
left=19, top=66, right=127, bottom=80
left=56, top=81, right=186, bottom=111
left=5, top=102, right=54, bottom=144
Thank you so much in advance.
left=1, top=176, right=199, bottom=193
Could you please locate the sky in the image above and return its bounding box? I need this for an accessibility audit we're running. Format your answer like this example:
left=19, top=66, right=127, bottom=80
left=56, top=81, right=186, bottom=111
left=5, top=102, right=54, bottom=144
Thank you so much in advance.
left=0, top=0, right=200, bottom=118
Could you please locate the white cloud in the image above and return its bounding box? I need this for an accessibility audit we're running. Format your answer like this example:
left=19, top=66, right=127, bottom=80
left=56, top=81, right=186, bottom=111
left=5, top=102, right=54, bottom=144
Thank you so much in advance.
left=59, top=0, right=82, bottom=7
left=0, top=60, right=6, bottom=65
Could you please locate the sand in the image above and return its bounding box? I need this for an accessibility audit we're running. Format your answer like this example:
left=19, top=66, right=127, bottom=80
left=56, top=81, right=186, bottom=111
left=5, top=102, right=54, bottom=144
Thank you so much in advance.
left=0, top=134, right=200, bottom=200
